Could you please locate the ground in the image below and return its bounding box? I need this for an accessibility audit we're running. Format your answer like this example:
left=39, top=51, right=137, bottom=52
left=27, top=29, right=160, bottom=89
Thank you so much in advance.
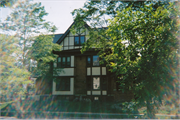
left=0, top=97, right=179, bottom=119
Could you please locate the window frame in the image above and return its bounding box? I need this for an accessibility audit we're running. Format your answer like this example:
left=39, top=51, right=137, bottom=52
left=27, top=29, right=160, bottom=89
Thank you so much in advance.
left=53, top=77, right=74, bottom=95
left=87, top=55, right=105, bottom=67
left=93, top=55, right=100, bottom=66
left=56, top=77, right=70, bottom=91
left=57, top=56, right=71, bottom=68
left=74, top=35, right=85, bottom=46
left=87, top=56, right=92, bottom=67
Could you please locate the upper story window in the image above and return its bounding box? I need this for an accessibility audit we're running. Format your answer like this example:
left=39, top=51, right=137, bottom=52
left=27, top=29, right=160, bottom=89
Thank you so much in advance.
left=87, top=56, right=91, bottom=66
left=87, top=55, right=100, bottom=67
left=93, top=55, right=99, bottom=66
left=57, top=56, right=71, bottom=68
left=74, top=35, right=85, bottom=45
left=87, top=55, right=106, bottom=67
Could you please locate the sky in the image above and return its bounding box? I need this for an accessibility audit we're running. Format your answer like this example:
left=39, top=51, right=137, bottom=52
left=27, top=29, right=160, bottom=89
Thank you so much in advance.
left=0, top=0, right=87, bottom=34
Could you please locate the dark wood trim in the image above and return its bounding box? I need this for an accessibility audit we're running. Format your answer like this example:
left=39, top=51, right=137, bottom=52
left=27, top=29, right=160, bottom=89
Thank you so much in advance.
left=57, top=22, right=75, bottom=44
left=53, top=49, right=100, bottom=56
left=68, top=34, right=69, bottom=50
left=57, top=21, right=90, bottom=44
left=63, top=37, right=64, bottom=50
left=100, top=65, right=102, bottom=95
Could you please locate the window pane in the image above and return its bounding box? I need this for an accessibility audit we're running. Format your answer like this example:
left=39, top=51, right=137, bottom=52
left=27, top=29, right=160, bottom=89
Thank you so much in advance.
left=74, top=36, right=79, bottom=45
left=67, top=57, right=70, bottom=62
left=62, top=57, right=66, bottom=62
left=93, top=77, right=100, bottom=89
left=62, top=57, right=66, bottom=67
left=58, top=57, right=61, bottom=67
left=58, top=57, right=61, bottom=62
left=80, top=36, right=85, bottom=44
left=56, top=78, right=70, bottom=91
left=87, top=56, right=91, bottom=66
left=67, top=57, right=70, bottom=67
left=93, top=55, right=99, bottom=66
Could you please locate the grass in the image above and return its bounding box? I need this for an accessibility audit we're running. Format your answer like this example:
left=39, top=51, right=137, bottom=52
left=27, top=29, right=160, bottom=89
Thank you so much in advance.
left=1, top=98, right=179, bottom=119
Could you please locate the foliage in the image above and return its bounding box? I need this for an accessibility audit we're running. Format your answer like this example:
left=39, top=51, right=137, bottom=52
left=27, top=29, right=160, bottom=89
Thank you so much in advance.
left=1, top=0, right=57, bottom=68
left=29, top=34, right=60, bottom=76
left=0, top=0, right=18, bottom=7
left=72, top=0, right=179, bottom=118
left=0, top=34, right=31, bottom=99
left=0, top=0, right=59, bottom=99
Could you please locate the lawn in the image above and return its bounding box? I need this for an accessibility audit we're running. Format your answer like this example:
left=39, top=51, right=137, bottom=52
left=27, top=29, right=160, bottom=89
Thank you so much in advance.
left=1, top=98, right=179, bottom=119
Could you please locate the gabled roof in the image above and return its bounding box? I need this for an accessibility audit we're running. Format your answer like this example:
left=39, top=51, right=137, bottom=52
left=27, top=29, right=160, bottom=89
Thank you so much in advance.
left=53, top=34, right=63, bottom=43
left=56, top=21, right=90, bottom=44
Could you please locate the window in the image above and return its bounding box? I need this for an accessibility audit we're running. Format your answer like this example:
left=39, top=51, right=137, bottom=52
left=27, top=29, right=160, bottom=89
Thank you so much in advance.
left=74, top=36, right=85, bottom=45
left=56, top=78, right=70, bottom=91
left=57, top=56, right=71, bottom=68
left=80, top=36, right=85, bottom=44
left=74, top=36, right=79, bottom=45
left=93, top=55, right=99, bottom=66
left=67, top=57, right=70, bottom=67
left=93, top=77, right=100, bottom=90
left=87, top=56, right=91, bottom=67
left=94, top=97, right=99, bottom=100
left=57, top=57, right=61, bottom=67
left=62, top=57, right=66, bottom=67
left=87, top=55, right=100, bottom=67
left=53, top=77, right=74, bottom=95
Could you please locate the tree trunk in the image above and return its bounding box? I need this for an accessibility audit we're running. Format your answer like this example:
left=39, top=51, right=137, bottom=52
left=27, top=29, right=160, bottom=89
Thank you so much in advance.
left=146, top=99, right=155, bottom=119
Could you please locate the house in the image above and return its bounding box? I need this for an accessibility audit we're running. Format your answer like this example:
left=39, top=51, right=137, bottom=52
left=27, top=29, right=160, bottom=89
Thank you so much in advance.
left=35, top=21, right=134, bottom=102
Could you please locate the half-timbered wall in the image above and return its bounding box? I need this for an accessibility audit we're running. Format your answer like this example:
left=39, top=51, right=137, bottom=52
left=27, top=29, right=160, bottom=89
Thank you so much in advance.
left=52, top=78, right=74, bottom=95
left=60, top=29, right=89, bottom=51
left=52, top=55, right=75, bottom=95
left=50, top=23, right=134, bottom=102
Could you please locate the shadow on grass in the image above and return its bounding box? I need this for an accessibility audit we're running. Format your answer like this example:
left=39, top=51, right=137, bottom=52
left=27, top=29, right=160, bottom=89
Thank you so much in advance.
left=1, top=98, right=141, bottom=119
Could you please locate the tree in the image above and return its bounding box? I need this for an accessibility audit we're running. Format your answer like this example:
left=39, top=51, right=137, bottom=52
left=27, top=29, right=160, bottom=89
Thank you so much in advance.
left=0, top=0, right=59, bottom=99
left=0, top=0, right=18, bottom=7
left=72, top=0, right=179, bottom=118
left=1, top=0, right=57, bottom=69
left=0, top=34, right=31, bottom=100
left=29, top=34, right=60, bottom=76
